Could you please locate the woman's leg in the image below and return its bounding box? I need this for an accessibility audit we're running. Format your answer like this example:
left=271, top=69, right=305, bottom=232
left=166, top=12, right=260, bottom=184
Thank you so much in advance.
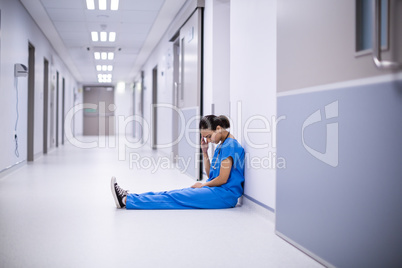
left=125, top=187, right=236, bottom=209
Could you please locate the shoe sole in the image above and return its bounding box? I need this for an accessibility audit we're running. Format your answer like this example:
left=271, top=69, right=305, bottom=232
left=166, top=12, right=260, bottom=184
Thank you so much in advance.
left=110, top=176, right=122, bottom=208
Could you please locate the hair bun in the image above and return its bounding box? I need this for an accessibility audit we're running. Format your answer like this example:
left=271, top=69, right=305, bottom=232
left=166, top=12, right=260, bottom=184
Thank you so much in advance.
left=199, top=114, right=231, bottom=130
left=217, top=115, right=230, bottom=129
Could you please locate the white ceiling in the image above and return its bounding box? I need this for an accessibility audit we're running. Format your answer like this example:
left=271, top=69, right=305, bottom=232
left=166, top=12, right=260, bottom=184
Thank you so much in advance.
left=20, top=0, right=186, bottom=85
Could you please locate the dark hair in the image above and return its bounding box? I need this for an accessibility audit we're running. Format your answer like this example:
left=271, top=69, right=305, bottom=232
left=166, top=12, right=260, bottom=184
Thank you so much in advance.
left=199, top=115, right=230, bottom=130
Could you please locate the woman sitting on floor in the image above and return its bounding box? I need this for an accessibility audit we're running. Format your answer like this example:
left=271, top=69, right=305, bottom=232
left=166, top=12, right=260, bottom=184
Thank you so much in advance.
left=111, top=115, right=245, bottom=209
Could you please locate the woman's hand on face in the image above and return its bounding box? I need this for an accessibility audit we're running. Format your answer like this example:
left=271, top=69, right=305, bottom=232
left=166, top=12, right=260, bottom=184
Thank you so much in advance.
left=201, top=137, right=209, bottom=154
left=191, top=182, right=204, bottom=188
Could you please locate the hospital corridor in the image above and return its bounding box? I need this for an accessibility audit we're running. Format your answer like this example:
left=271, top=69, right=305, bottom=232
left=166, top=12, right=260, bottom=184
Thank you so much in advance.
left=0, top=0, right=401, bottom=267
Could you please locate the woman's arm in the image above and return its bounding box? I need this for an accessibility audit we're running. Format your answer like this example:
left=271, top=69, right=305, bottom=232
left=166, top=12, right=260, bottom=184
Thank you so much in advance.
left=191, top=157, right=233, bottom=188
left=200, top=137, right=210, bottom=176
left=204, top=157, right=232, bottom=187
left=203, top=152, right=210, bottom=176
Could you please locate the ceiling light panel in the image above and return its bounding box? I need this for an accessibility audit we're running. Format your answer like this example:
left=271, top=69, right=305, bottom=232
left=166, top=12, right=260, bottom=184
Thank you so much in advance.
left=96, top=65, right=114, bottom=71
left=87, top=0, right=120, bottom=11
left=99, top=0, right=107, bottom=10
left=100, top=31, right=107, bottom=42
left=110, top=0, right=119, bottom=10
left=109, top=32, right=116, bottom=42
left=91, top=32, right=116, bottom=43
left=91, top=31, right=98, bottom=42
left=86, top=0, right=95, bottom=10
left=98, top=73, right=112, bottom=83
left=94, top=51, right=115, bottom=61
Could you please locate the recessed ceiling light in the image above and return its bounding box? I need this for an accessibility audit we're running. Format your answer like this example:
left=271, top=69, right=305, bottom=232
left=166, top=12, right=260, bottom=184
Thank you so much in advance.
left=96, top=65, right=102, bottom=71
left=111, top=0, right=119, bottom=10
left=107, top=65, right=113, bottom=71
left=92, top=31, right=116, bottom=43
left=98, top=73, right=112, bottom=83
left=86, top=0, right=95, bottom=10
left=109, top=32, right=116, bottom=42
left=94, top=52, right=114, bottom=61
left=99, top=0, right=107, bottom=10
left=100, top=31, right=107, bottom=42
left=91, top=31, right=98, bottom=42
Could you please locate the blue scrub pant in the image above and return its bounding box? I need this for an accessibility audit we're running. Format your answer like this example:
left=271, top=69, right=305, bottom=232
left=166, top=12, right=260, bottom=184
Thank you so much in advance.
left=125, top=186, right=238, bottom=209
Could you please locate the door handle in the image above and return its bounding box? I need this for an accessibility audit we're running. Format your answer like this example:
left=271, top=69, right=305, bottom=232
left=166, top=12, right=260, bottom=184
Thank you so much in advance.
left=372, top=0, right=400, bottom=70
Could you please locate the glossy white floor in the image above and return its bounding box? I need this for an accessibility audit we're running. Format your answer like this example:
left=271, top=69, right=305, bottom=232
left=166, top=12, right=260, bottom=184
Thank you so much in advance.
left=0, top=138, right=323, bottom=268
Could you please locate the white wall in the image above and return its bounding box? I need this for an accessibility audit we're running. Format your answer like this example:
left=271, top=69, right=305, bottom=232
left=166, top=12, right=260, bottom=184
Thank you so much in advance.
left=203, top=0, right=231, bottom=116
left=114, top=82, right=134, bottom=136
left=0, top=0, right=78, bottom=172
left=230, top=0, right=277, bottom=210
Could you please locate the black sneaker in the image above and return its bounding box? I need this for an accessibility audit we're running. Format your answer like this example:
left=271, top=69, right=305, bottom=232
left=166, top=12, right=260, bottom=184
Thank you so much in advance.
left=111, top=177, right=128, bottom=208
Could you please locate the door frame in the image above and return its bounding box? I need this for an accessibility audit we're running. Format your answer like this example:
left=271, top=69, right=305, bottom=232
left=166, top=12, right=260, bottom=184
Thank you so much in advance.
left=172, top=38, right=180, bottom=161
left=43, top=58, right=49, bottom=154
left=27, top=42, right=35, bottom=161
left=61, top=77, right=65, bottom=145
left=55, top=71, right=59, bottom=147
left=152, top=66, right=158, bottom=149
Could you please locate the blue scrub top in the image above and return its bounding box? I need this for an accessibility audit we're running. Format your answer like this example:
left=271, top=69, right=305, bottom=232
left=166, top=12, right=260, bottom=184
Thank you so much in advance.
left=208, top=137, right=245, bottom=198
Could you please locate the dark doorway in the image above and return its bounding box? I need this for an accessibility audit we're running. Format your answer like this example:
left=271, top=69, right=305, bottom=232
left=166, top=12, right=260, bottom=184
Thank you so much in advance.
left=56, top=71, right=59, bottom=147
left=27, top=43, right=35, bottom=162
left=61, top=78, right=65, bottom=145
left=43, top=58, right=49, bottom=154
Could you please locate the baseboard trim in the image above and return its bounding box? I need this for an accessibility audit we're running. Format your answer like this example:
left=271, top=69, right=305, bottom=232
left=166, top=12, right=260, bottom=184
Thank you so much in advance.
left=0, top=160, right=26, bottom=179
left=275, top=230, right=334, bottom=268
left=240, top=195, right=275, bottom=223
